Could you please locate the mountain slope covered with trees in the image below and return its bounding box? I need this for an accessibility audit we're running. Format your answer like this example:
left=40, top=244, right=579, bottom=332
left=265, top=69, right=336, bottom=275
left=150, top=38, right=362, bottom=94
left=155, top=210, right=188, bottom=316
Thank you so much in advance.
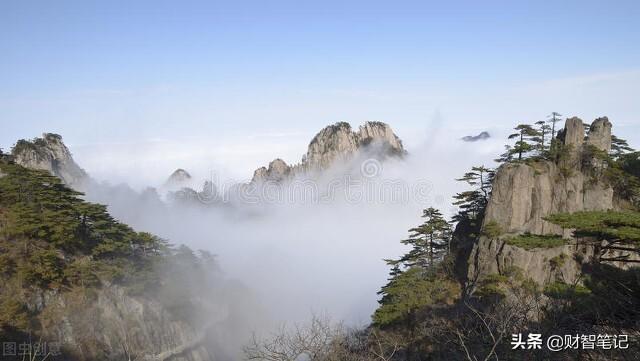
left=0, top=158, right=221, bottom=361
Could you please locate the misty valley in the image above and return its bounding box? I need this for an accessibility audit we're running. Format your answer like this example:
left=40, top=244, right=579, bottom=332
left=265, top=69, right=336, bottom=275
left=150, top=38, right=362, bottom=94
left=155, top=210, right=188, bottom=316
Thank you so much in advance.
left=1, top=116, right=639, bottom=361
left=3, top=3, right=640, bottom=360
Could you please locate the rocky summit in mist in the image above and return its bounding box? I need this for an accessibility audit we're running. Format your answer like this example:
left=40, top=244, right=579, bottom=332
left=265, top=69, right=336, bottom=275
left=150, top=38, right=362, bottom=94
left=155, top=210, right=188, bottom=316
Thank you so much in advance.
left=167, top=168, right=192, bottom=183
left=251, top=121, right=405, bottom=183
left=461, top=131, right=491, bottom=142
left=1, top=115, right=640, bottom=361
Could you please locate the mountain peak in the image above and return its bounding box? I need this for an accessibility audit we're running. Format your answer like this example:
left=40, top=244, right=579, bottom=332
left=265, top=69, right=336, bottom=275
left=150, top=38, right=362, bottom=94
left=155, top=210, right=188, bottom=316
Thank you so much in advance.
left=302, top=120, right=405, bottom=171
left=167, top=168, right=192, bottom=182
left=11, top=133, right=87, bottom=187
left=251, top=121, right=405, bottom=183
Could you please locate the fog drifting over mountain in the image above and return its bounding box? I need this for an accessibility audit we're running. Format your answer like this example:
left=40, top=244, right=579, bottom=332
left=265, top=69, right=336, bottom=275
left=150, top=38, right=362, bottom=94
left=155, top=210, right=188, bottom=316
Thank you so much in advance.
left=69, top=124, right=502, bottom=358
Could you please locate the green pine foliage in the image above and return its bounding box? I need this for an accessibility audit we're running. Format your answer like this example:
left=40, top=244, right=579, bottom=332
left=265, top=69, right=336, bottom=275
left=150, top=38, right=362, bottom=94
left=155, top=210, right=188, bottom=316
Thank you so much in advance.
left=0, top=161, right=166, bottom=289
left=545, top=210, right=640, bottom=263
left=373, top=267, right=459, bottom=326
left=605, top=149, right=640, bottom=206
left=543, top=281, right=590, bottom=300
left=545, top=210, right=640, bottom=243
left=392, top=207, right=451, bottom=268
left=611, top=135, right=635, bottom=160
left=505, top=233, right=566, bottom=250
left=496, top=124, right=542, bottom=162
left=481, top=221, right=503, bottom=239
left=547, top=112, right=563, bottom=139
left=375, top=207, right=460, bottom=328
left=0, top=160, right=224, bottom=345
left=452, top=165, right=494, bottom=240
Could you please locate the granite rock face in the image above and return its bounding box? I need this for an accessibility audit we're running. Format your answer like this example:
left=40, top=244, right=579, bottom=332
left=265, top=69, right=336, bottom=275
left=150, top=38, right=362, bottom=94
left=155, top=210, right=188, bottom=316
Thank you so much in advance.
left=251, top=158, right=291, bottom=183
left=586, top=117, right=612, bottom=151
left=482, top=117, right=613, bottom=236
left=467, top=117, right=617, bottom=286
left=32, top=285, right=213, bottom=361
left=303, top=121, right=404, bottom=170
left=467, top=238, right=594, bottom=286
left=251, top=121, right=405, bottom=183
left=12, top=133, right=88, bottom=188
left=481, top=161, right=613, bottom=237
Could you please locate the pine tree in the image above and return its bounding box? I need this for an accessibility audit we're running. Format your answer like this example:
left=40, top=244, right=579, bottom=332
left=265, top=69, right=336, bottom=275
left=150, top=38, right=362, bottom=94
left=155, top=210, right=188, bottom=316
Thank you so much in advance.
left=452, top=166, right=494, bottom=238
left=501, top=124, right=541, bottom=161
left=394, top=207, right=451, bottom=269
left=373, top=267, right=458, bottom=327
left=610, top=135, right=635, bottom=160
left=546, top=211, right=640, bottom=264
left=375, top=207, right=457, bottom=329
left=547, top=112, right=562, bottom=139
left=0, top=162, right=165, bottom=288
left=546, top=112, right=563, bottom=159
left=535, top=120, right=552, bottom=155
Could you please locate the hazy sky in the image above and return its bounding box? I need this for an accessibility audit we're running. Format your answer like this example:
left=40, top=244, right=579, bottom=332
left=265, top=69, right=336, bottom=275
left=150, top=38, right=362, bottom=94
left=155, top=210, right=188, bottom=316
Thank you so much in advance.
left=1, top=0, right=639, bottom=184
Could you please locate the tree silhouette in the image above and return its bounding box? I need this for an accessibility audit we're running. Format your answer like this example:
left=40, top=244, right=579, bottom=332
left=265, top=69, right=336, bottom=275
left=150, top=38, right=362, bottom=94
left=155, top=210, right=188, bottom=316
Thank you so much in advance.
left=547, top=112, right=562, bottom=139
left=535, top=120, right=552, bottom=155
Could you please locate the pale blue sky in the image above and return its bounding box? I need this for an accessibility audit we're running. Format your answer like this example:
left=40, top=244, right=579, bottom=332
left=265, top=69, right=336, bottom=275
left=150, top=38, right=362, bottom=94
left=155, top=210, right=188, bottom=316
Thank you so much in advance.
left=1, top=0, right=639, bottom=183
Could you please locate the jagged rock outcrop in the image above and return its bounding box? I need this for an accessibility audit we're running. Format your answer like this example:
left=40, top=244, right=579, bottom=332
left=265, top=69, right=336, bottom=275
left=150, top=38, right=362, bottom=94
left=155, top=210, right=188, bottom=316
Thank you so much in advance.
left=303, top=121, right=404, bottom=170
left=483, top=116, right=614, bottom=236
left=467, top=117, right=617, bottom=286
left=586, top=117, right=612, bottom=151
left=251, top=158, right=291, bottom=183
left=557, top=117, right=584, bottom=151
left=11, top=133, right=88, bottom=187
left=251, top=121, right=405, bottom=183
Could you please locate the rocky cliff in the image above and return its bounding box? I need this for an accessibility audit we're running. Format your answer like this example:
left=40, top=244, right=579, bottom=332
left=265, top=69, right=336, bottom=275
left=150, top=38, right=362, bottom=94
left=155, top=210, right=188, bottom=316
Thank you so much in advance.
left=251, top=121, right=405, bottom=183
left=251, top=158, right=291, bottom=183
left=467, top=117, right=618, bottom=286
left=30, top=285, right=212, bottom=361
left=11, top=133, right=88, bottom=188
